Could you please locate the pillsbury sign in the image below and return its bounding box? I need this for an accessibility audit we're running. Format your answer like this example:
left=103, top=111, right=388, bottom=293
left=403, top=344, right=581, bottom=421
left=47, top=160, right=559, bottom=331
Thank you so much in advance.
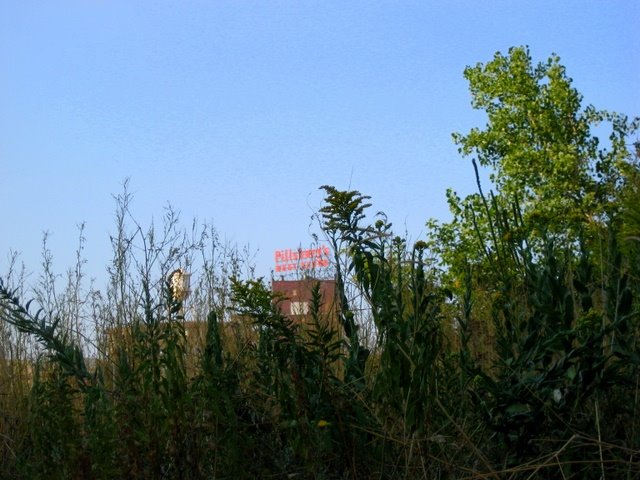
left=274, top=246, right=330, bottom=273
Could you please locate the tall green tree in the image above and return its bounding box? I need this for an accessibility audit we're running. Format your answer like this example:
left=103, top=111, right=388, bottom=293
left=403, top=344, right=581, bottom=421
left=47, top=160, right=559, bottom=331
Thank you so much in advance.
left=434, top=46, right=638, bottom=279
left=457, top=46, right=635, bottom=225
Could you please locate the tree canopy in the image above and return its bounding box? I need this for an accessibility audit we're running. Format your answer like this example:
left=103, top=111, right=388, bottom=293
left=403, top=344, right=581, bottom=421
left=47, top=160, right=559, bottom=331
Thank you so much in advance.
left=434, top=46, right=638, bottom=278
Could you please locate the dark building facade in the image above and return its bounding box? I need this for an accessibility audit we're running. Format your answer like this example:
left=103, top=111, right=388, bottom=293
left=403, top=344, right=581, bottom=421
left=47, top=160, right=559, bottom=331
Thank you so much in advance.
left=271, top=277, right=338, bottom=322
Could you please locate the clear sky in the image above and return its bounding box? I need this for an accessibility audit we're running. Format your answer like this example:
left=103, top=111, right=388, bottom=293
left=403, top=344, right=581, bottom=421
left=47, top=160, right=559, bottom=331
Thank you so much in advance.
left=1, top=1, right=639, bottom=287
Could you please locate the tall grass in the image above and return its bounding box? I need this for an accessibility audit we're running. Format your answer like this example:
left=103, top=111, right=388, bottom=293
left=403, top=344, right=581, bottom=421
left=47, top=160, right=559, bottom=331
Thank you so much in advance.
left=0, top=179, right=639, bottom=479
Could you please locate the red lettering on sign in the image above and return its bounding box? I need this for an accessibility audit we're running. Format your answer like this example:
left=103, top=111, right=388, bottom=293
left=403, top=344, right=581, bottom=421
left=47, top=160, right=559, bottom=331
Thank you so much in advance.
left=273, top=246, right=331, bottom=272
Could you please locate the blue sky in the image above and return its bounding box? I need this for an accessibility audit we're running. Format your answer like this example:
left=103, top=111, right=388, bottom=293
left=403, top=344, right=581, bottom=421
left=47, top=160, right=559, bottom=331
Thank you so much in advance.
left=1, top=1, right=639, bottom=287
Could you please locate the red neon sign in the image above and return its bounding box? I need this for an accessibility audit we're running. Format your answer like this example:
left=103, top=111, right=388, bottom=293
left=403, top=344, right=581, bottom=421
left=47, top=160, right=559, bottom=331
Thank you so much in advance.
left=274, top=246, right=330, bottom=273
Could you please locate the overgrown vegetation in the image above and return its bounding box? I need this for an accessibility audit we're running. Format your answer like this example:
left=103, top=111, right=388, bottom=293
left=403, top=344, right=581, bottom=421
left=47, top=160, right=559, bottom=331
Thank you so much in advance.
left=1, top=47, right=639, bottom=478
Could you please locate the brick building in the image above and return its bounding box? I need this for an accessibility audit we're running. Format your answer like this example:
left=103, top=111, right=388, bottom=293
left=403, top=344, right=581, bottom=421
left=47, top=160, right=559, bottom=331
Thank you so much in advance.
left=271, top=277, right=338, bottom=323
